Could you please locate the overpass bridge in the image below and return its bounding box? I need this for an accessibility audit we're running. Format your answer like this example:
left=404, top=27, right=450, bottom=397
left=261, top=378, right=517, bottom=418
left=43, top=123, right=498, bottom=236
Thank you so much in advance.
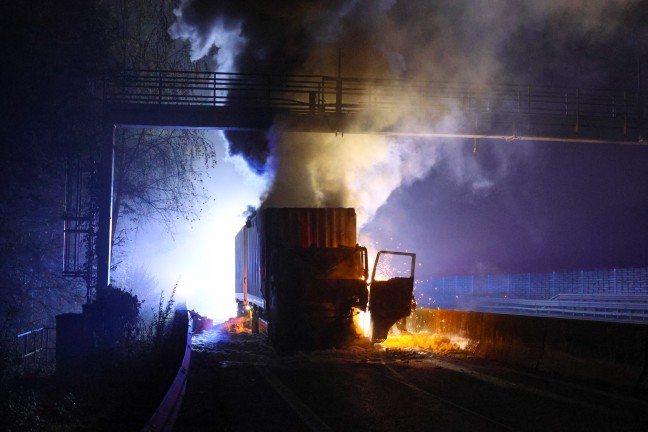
left=82, top=69, right=648, bottom=294
left=103, top=69, right=647, bottom=144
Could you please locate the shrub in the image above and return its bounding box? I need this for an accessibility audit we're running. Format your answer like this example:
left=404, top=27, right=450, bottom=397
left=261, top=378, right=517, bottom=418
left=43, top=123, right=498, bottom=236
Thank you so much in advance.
left=84, top=286, right=141, bottom=350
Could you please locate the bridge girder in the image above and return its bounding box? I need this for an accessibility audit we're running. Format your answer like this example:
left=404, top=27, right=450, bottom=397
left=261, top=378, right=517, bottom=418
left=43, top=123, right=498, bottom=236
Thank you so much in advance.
left=105, top=103, right=647, bottom=146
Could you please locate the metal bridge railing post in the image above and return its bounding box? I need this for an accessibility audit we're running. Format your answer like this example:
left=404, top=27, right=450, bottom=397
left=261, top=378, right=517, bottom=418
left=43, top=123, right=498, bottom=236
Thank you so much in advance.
left=309, top=91, right=316, bottom=113
left=336, top=77, right=342, bottom=114
left=575, top=88, right=580, bottom=133
left=624, top=91, right=628, bottom=136
left=319, top=79, right=326, bottom=112
left=45, top=327, right=50, bottom=364
left=212, top=72, right=217, bottom=106
left=158, top=71, right=162, bottom=105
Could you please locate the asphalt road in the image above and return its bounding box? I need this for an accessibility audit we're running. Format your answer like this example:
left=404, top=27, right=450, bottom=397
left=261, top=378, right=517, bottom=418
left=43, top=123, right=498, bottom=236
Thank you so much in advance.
left=174, top=326, right=648, bottom=432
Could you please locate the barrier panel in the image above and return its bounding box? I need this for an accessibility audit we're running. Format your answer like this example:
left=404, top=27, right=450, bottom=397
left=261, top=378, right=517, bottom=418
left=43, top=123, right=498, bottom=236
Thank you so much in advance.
left=408, top=308, right=648, bottom=391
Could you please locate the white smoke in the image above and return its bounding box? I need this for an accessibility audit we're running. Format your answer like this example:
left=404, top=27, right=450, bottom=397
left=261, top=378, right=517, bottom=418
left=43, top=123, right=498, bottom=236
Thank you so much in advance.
left=170, top=0, right=246, bottom=70
left=261, top=131, right=442, bottom=227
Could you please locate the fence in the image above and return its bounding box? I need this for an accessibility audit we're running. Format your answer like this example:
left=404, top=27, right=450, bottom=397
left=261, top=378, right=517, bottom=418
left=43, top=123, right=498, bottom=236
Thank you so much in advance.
left=414, top=267, right=648, bottom=323
left=16, top=327, right=56, bottom=369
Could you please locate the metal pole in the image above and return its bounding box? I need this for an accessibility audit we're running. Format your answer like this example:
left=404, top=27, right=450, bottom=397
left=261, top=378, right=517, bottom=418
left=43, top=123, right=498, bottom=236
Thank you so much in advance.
left=243, top=227, right=248, bottom=307
left=336, top=48, right=342, bottom=115
left=96, top=126, right=115, bottom=293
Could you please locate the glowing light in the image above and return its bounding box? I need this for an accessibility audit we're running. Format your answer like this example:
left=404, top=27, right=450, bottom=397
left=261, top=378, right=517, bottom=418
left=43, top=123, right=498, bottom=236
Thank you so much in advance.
left=128, top=132, right=265, bottom=325
left=353, top=309, right=372, bottom=338
left=175, top=276, right=192, bottom=302
left=222, top=316, right=251, bottom=334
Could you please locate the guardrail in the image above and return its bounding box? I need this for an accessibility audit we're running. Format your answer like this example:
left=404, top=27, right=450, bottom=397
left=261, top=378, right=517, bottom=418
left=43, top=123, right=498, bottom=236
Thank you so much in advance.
left=473, top=297, right=648, bottom=324
left=550, top=293, right=648, bottom=303
left=142, top=309, right=193, bottom=432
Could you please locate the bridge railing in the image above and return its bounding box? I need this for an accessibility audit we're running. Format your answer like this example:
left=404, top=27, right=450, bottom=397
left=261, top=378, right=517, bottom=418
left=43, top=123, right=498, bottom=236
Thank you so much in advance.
left=102, top=69, right=646, bottom=135
left=103, top=70, right=329, bottom=112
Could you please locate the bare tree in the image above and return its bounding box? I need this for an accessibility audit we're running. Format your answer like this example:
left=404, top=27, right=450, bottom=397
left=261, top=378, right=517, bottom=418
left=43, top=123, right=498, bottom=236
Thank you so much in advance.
left=112, top=128, right=216, bottom=246
left=105, top=0, right=217, bottom=249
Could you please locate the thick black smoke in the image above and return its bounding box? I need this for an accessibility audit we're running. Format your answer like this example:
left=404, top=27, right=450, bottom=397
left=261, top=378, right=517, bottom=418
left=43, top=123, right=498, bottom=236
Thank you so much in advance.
left=171, top=0, right=337, bottom=171
left=171, top=1, right=647, bottom=82
left=171, top=0, right=647, bottom=170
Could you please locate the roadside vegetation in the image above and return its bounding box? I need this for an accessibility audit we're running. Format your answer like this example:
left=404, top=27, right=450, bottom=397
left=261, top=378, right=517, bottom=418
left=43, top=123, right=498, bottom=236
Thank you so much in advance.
left=0, top=284, right=185, bottom=431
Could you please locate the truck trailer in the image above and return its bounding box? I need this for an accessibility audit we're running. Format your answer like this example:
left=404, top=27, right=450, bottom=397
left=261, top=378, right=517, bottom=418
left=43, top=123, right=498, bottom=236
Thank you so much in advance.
left=235, top=207, right=416, bottom=349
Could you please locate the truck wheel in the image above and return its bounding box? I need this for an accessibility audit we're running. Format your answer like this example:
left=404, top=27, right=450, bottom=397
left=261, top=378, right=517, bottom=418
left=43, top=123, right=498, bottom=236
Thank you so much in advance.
left=269, top=286, right=283, bottom=346
left=251, top=306, right=259, bottom=333
left=370, top=315, right=391, bottom=342
left=236, top=301, right=245, bottom=317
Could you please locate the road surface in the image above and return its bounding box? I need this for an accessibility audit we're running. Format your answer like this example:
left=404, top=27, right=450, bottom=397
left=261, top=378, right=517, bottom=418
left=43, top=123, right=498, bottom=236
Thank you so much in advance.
left=174, top=322, right=648, bottom=431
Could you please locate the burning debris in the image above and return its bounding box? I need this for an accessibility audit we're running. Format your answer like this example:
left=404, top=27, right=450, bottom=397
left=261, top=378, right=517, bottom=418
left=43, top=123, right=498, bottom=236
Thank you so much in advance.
left=220, top=316, right=252, bottom=334
left=381, top=332, right=461, bottom=355
left=190, top=310, right=215, bottom=334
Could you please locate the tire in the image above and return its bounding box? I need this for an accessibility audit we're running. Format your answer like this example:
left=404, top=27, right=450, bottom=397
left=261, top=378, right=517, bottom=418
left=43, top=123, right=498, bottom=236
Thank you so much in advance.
left=251, top=306, right=259, bottom=333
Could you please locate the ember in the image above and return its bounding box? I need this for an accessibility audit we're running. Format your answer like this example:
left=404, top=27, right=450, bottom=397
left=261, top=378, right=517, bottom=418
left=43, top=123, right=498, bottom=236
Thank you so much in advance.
left=381, top=331, right=461, bottom=354
left=353, top=309, right=372, bottom=338
left=221, top=316, right=252, bottom=334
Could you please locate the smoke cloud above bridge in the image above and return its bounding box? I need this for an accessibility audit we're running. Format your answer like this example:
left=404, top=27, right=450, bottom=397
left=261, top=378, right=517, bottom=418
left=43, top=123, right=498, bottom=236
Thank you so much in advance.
left=170, top=0, right=648, bottom=273
left=171, top=0, right=642, bottom=82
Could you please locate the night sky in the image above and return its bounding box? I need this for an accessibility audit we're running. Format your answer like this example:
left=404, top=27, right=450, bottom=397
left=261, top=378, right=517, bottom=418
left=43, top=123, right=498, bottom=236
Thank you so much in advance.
left=167, top=0, right=648, bottom=279
left=363, top=139, right=648, bottom=276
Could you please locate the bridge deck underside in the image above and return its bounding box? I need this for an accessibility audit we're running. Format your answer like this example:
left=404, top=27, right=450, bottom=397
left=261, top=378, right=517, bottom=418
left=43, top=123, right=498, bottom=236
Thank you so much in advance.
left=106, top=103, right=646, bottom=145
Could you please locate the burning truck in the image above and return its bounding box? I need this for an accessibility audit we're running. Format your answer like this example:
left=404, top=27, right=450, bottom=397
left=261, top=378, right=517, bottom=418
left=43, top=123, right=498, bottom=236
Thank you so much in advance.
left=235, top=207, right=416, bottom=349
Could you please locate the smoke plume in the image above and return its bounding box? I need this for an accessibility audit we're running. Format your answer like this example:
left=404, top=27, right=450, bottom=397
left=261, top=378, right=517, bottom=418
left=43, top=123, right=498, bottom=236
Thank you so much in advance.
left=170, top=0, right=647, bottom=226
